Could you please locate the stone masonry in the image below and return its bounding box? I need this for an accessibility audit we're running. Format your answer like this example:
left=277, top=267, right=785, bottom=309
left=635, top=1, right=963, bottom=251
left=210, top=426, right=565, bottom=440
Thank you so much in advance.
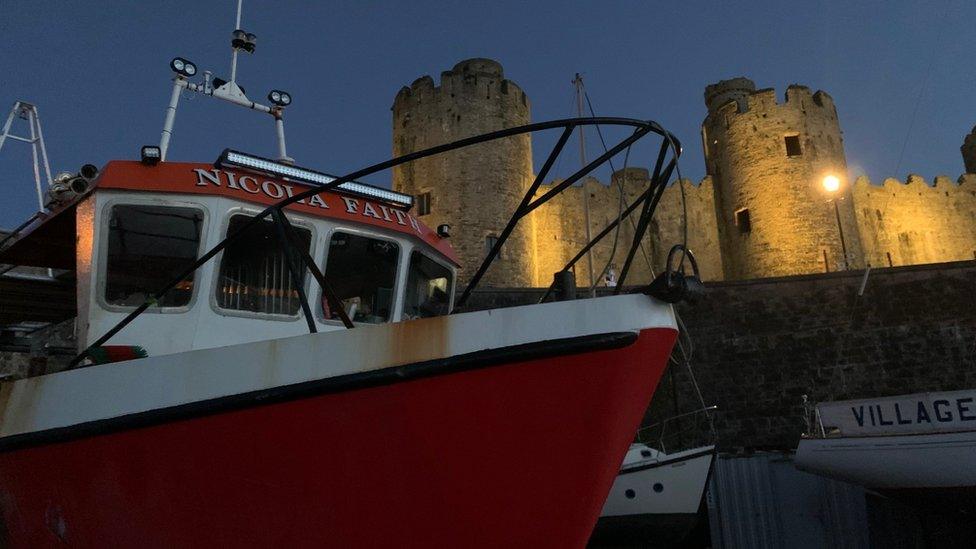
left=393, top=62, right=976, bottom=287
left=392, top=59, right=534, bottom=287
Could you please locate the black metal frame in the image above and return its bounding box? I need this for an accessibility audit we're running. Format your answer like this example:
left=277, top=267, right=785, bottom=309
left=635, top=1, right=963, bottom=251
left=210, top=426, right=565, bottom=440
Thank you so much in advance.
left=68, top=117, right=681, bottom=368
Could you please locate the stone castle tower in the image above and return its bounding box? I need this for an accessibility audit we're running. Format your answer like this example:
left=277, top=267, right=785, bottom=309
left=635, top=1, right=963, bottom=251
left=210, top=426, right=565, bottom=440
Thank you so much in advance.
left=702, top=78, right=864, bottom=279
left=391, top=59, right=534, bottom=287
left=391, top=62, right=975, bottom=288
left=962, top=126, right=976, bottom=174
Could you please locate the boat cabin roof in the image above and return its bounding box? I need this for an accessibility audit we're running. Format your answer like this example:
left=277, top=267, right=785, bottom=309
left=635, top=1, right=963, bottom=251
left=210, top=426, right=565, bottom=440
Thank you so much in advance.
left=0, top=160, right=458, bottom=270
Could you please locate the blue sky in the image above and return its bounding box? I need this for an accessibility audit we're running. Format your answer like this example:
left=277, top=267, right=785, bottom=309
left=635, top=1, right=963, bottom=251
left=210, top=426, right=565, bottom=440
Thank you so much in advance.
left=1, top=0, right=972, bottom=226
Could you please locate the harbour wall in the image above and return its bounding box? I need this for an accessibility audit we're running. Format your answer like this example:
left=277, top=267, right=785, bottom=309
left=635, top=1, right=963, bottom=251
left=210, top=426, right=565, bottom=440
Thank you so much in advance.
left=467, top=259, right=976, bottom=450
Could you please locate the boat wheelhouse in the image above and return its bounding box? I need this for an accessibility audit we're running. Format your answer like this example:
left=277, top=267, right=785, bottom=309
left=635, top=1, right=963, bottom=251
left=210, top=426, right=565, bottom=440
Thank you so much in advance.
left=0, top=160, right=458, bottom=359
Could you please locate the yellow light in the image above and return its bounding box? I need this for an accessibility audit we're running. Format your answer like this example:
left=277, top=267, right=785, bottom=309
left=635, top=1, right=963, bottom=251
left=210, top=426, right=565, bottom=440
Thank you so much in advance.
left=822, top=175, right=841, bottom=193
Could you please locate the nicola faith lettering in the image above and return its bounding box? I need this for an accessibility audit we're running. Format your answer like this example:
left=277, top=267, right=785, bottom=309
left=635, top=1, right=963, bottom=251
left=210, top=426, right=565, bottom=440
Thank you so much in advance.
left=193, top=168, right=422, bottom=234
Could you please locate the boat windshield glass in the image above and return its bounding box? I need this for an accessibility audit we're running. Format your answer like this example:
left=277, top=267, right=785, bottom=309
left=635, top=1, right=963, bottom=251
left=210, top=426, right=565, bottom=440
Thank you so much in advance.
left=403, top=251, right=452, bottom=320
left=322, top=232, right=398, bottom=324
left=216, top=215, right=312, bottom=316
left=105, top=205, right=203, bottom=308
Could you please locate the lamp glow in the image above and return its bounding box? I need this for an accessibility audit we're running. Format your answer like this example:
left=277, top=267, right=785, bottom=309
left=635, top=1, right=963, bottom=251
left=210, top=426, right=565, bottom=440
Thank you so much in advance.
left=822, top=175, right=841, bottom=193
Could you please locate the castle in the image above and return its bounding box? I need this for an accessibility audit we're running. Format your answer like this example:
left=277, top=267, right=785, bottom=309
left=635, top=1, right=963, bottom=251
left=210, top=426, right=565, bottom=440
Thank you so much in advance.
left=392, top=59, right=976, bottom=287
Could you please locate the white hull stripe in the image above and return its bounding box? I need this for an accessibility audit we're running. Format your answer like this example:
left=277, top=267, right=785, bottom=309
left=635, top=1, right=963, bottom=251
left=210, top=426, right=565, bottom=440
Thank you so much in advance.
left=0, top=294, right=675, bottom=440
left=0, top=332, right=636, bottom=452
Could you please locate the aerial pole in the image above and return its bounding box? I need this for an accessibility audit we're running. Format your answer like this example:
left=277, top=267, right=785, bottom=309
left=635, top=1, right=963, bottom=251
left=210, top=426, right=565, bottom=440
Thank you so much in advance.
left=157, top=0, right=294, bottom=163
left=0, top=101, right=54, bottom=211
left=573, top=73, right=596, bottom=295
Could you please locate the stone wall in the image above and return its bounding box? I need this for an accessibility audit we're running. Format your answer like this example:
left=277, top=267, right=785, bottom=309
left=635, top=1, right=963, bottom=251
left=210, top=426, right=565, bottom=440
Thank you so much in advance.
left=392, top=59, right=535, bottom=288
left=853, top=174, right=976, bottom=267
left=391, top=63, right=974, bottom=290
left=528, top=171, right=723, bottom=287
left=650, top=260, right=976, bottom=450
left=702, top=79, right=864, bottom=280
left=467, top=260, right=976, bottom=451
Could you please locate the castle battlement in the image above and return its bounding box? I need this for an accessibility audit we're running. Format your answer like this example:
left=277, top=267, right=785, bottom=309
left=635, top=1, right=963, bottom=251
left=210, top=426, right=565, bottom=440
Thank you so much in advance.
left=393, top=62, right=974, bottom=288
left=852, top=173, right=976, bottom=268
left=705, top=78, right=836, bottom=119
left=853, top=173, right=976, bottom=192
left=392, top=58, right=528, bottom=113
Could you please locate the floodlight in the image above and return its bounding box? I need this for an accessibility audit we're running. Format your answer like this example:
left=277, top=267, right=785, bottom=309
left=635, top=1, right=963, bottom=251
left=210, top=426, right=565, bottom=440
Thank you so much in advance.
left=231, top=29, right=247, bottom=49
left=170, top=57, right=197, bottom=77
left=141, top=145, right=162, bottom=166
left=268, top=90, right=292, bottom=107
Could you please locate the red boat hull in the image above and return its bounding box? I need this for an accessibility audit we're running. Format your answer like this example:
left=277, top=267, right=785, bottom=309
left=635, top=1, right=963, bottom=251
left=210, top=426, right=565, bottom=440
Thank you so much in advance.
left=0, top=327, right=674, bottom=548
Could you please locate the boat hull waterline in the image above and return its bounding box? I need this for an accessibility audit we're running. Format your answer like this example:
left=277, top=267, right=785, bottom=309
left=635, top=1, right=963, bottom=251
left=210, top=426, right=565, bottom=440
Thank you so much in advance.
left=0, top=298, right=676, bottom=548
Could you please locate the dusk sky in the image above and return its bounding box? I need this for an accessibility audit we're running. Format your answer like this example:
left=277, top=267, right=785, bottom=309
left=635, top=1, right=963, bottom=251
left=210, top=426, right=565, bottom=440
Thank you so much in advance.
left=1, top=0, right=972, bottom=226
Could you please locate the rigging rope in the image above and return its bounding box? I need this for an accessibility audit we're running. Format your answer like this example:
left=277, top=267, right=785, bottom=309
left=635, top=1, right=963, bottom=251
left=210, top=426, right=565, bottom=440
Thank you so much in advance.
left=581, top=89, right=710, bottom=433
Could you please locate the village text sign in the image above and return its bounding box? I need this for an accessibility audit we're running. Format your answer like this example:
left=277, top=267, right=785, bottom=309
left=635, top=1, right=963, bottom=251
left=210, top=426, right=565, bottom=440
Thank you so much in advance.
left=817, top=389, right=976, bottom=436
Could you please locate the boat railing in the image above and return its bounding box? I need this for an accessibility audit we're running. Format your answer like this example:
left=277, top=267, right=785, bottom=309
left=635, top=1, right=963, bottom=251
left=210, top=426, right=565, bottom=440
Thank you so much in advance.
left=637, top=405, right=717, bottom=454
left=801, top=395, right=830, bottom=438
left=67, top=117, right=683, bottom=369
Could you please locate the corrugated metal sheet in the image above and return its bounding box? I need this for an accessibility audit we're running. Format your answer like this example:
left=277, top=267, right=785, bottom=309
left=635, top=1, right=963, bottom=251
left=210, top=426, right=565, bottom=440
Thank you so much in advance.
left=707, top=452, right=870, bottom=549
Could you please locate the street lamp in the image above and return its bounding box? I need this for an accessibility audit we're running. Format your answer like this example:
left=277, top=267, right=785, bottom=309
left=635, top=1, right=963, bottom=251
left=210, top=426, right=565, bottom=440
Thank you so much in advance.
left=822, top=174, right=849, bottom=270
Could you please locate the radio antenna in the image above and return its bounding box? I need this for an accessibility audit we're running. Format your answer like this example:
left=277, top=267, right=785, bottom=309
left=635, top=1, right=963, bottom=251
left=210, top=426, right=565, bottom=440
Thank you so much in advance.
left=156, top=0, right=294, bottom=164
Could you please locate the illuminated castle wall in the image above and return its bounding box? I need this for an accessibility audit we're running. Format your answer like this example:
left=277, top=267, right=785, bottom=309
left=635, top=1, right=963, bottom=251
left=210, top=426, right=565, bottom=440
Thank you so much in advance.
left=392, top=62, right=976, bottom=286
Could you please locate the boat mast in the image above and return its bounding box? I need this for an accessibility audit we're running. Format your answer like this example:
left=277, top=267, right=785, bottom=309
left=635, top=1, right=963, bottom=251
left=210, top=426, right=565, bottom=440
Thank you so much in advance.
left=157, top=0, right=294, bottom=163
left=0, top=101, right=53, bottom=212
left=573, top=73, right=596, bottom=294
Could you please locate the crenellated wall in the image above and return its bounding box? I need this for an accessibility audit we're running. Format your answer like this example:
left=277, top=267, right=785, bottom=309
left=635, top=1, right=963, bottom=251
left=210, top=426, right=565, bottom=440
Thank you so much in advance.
left=527, top=170, right=723, bottom=287
left=391, top=63, right=974, bottom=288
left=853, top=174, right=976, bottom=267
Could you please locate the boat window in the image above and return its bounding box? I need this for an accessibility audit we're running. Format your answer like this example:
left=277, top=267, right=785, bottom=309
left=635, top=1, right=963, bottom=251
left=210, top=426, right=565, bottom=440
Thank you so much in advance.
left=216, top=215, right=312, bottom=316
left=403, top=251, right=452, bottom=320
left=105, top=205, right=203, bottom=308
left=322, top=232, right=399, bottom=324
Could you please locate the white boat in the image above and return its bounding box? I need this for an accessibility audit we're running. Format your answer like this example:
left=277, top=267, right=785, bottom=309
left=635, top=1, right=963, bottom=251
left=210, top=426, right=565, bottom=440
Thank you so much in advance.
left=795, top=390, right=976, bottom=506
left=591, top=424, right=716, bottom=546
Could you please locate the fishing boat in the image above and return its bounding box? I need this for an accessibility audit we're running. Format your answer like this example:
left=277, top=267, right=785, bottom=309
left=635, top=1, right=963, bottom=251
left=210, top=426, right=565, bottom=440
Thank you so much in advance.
left=591, top=408, right=716, bottom=547
left=795, top=390, right=976, bottom=508
left=0, top=5, right=699, bottom=547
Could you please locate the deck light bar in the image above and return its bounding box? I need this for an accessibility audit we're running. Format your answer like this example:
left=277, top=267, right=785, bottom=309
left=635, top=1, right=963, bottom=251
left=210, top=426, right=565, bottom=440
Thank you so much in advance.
left=216, top=150, right=414, bottom=209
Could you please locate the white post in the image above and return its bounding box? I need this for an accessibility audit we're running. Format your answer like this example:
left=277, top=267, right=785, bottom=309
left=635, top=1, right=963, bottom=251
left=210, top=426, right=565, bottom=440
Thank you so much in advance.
left=275, top=115, right=290, bottom=162
left=230, top=0, right=243, bottom=84
left=230, top=50, right=239, bottom=85
left=0, top=103, right=17, bottom=153
left=159, top=79, right=184, bottom=161
left=32, top=107, right=53, bottom=188
left=27, top=108, right=44, bottom=211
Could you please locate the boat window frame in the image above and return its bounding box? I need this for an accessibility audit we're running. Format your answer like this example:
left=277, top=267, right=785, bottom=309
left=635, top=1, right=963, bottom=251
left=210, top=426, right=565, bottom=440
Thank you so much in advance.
left=208, top=205, right=318, bottom=323
left=316, top=224, right=405, bottom=326
left=403, top=247, right=456, bottom=319
left=95, top=196, right=210, bottom=315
